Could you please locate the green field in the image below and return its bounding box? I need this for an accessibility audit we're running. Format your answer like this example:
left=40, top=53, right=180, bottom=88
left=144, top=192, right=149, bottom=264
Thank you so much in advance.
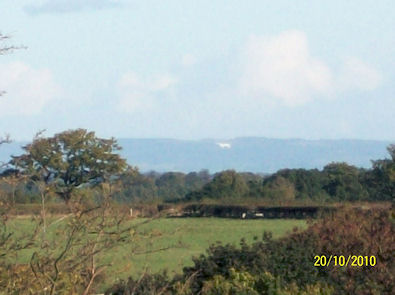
left=8, top=217, right=306, bottom=291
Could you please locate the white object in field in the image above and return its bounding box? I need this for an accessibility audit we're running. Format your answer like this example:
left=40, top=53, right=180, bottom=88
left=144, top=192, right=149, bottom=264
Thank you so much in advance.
left=216, top=142, right=231, bottom=149
left=130, top=208, right=133, bottom=217
left=255, top=213, right=264, bottom=217
left=242, top=212, right=246, bottom=219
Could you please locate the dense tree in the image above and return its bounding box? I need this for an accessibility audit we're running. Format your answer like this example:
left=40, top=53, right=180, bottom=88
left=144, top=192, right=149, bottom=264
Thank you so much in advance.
left=274, top=169, right=328, bottom=200
left=156, top=172, right=188, bottom=201
left=116, top=167, right=158, bottom=202
left=262, top=175, right=296, bottom=201
left=363, top=145, right=395, bottom=201
left=11, top=129, right=127, bottom=202
left=0, top=131, right=144, bottom=294
left=4, top=138, right=394, bottom=204
left=184, top=147, right=394, bottom=203
left=186, top=170, right=249, bottom=201
left=114, top=169, right=210, bottom=202
left=322, top=162, right=368, bottom=201
left=185, top=170, right=211, bottom=191
left=387, top=144, right=395, bottom=161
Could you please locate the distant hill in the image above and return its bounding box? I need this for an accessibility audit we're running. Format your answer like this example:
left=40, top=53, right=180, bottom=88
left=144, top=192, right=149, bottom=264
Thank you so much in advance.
left=0, top=138, right=392, bottom=173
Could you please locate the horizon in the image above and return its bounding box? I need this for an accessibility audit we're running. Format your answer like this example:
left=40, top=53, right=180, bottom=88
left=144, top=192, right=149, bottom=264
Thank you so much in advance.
left=1, top=136, right=392, bottom=174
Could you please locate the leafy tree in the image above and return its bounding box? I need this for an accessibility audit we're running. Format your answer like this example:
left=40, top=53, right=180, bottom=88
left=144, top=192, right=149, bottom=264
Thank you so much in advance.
left=11, top=129, right=127, bottom=203
left=187, top=170, right=249, bottom=201
left=274, top=169, right=328, bottom=201
left=0, top=132, right=151, bottom=294
left=363, top=145, right=395, bottom=201
left=156, top=172, right=188, bottom=201
left=117, top=166, right=159, bottom=202
left=185, top=171, right=211, bottom=192
left=322, top=162, right=368, bottom=201
left=262, top=175, right=296, bottom=202
left=387, top=144, right=395, bottom=161
left=387, top=144, right=395, bottom=184
left=116, top=169, right=210, bottom=203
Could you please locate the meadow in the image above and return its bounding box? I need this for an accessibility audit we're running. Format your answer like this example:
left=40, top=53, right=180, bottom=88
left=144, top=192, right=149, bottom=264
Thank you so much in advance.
left=7, top=217, right=306, bottom=291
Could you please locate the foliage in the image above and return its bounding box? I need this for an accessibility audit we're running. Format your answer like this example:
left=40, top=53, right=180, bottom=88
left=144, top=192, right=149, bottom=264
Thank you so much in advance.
left=0, top=132, right=142, bottom=294
left=363, top=145, right=395, bottom=201
left=184, top=145, right=394, bottom=203
left=262, top=175, right=296, bottom=202
left=271, top=169, right=328, bottom=201
left=186, top=170, right=249, bottom=201
left=106, top=271, right=171, bottom=295
left=201, top=268, right=261, bottom=295
left=107, top=269, right=334, bottom=295
left=0, top=184, right=140, bottom=294
left=322, top=162, right=368, bottom=201
left=201, top=269, right=334, bottom=295
left=3, top=143, right=393, bottom=204
left=11, top=129, right=127, bottom=202
left=179, top=208, right=394, bottom=294
left=115, top=169, right=210, bottom=203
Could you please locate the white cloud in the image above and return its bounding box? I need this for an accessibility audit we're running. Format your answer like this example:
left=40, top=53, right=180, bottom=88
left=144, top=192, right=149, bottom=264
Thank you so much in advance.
left=25, top=0, right=120, bottom=15
left=0, top=62, right=61, bottom=116
left=337, top=57, right=383, bottom=91
left=239, top=30, right=333, bottom=106
left=116, top=72, right=178, bottom=113
left=239, top=30, right=383, bottom=106
left=151, top=74, right=178, bottom=91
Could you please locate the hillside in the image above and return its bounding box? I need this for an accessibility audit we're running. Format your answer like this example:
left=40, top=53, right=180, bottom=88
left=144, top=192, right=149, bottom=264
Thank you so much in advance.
left=2, top=137, right=391, bottom=173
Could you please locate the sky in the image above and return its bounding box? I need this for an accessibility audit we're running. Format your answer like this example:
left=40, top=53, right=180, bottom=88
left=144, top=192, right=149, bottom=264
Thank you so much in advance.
left=0, top=0, right=394, bottom=141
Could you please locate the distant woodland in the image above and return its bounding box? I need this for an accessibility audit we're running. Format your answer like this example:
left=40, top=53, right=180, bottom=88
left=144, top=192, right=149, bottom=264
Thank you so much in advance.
left=1, top=129, right=393, bottom=206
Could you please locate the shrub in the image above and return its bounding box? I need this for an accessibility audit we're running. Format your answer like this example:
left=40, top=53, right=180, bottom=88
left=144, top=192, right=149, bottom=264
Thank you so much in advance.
left=105, top=272, right=171, bottom=295
left=105, top=208, right=394, bottom=294
left=181, top=208, right=394, bottom=294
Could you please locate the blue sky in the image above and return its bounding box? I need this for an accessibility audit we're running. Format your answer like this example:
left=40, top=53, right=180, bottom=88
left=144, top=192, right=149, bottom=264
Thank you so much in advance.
left=0, top=0, right=394, bottom=141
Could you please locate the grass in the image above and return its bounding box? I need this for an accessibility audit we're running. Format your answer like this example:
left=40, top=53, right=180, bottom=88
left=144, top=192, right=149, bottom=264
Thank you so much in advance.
left=6, top=217, right=306, bottom=292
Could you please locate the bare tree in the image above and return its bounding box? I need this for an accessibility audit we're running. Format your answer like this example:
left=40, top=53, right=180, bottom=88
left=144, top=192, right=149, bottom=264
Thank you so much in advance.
left=0, top=134, right=10, bottom=145
left=0, top=33, right=18, bottom=55
left=0, top=32, right=25, bottom=96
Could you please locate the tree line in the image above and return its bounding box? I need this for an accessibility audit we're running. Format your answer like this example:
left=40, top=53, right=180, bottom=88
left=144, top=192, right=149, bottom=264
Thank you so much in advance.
left=0, top=130, right=394, bottom=205
left=185, top=148, right=394, bottom=203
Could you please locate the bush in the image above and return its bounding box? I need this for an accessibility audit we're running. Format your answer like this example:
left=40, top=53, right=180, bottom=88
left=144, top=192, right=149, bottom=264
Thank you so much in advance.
left=181, top=208, right=394, bottom=294
left=106, top=208, right=394, bottom=294
left=105, top=272, right=171, bottom=295
left=201, top=269, right=334, bottom=295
